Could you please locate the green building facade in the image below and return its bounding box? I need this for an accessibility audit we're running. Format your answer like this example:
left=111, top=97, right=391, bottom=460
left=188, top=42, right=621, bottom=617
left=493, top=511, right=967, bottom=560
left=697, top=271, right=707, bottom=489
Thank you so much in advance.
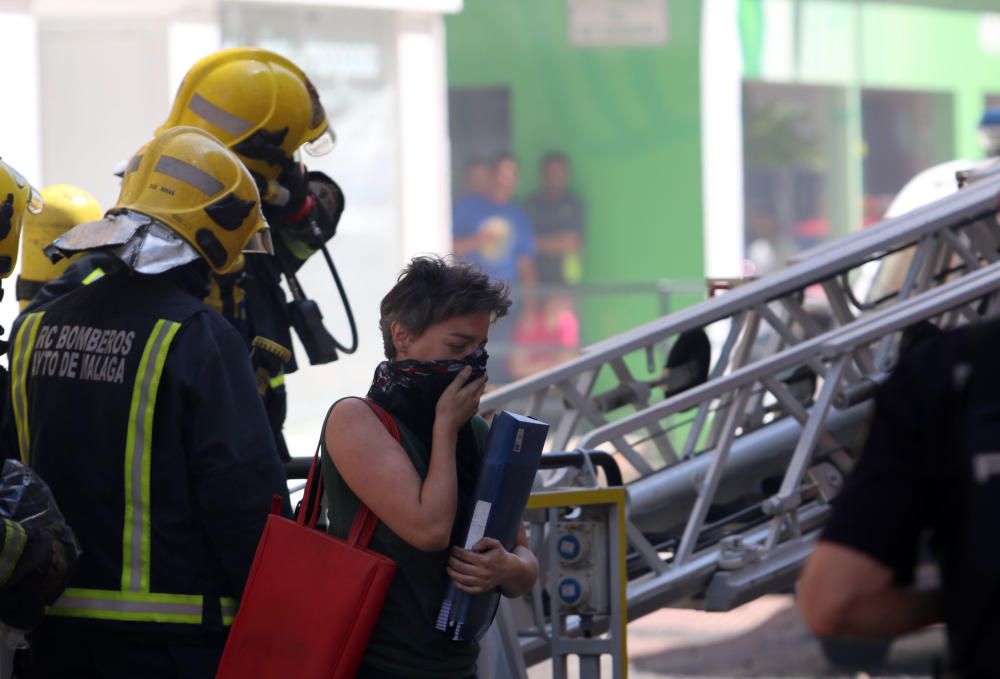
left=445, top=0, right=1000, bottom=351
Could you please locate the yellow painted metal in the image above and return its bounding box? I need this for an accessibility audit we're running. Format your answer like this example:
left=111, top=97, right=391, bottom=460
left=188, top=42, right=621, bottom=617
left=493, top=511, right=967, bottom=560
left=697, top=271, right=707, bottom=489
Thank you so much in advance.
left=527, top=487, right=625, bottom=510
left=527, top=486, right=629, bottom=677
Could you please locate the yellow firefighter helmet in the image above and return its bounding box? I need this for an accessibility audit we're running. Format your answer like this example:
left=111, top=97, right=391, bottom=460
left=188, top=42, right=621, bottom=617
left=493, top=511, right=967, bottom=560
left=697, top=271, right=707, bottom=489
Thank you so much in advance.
left=156, top=47, right=334, bottom=182
left=17, top=184, right=102, bottom=309
left=49, top=126, right=271, bottom=275
left=0, top=158, right=42, bottom=280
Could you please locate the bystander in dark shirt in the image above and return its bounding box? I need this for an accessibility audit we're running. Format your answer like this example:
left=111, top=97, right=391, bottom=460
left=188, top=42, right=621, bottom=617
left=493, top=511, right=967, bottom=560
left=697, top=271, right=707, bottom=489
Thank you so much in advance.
left=821, top=317, right=1000, bottom=675
left=523, top=192, right=584, bottom=286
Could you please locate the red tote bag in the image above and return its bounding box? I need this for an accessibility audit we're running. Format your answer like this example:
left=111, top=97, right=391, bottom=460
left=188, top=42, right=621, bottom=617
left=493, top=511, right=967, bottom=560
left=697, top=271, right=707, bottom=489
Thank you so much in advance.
left=216, top=400, right=398, bottom=679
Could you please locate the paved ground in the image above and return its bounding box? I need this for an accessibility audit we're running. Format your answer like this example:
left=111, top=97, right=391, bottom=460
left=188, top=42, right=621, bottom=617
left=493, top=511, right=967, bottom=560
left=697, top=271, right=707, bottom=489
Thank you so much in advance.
left=528, top=595, right=945, bottom=678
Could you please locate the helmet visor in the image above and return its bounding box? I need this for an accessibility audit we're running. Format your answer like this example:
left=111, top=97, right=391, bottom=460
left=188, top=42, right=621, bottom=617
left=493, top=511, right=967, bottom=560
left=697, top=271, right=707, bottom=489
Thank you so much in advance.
left=303, top=127, right=336, bottom=157
left=26, top=186, right=43, bottom=215
left=244, top=226, right=274, bottom=255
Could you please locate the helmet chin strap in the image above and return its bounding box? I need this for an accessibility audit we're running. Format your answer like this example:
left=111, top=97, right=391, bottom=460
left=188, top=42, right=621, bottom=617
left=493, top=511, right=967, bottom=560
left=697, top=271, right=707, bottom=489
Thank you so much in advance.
left=0, top=193, right=14, bottom=241
left=232, top=127, right=292, bottom=169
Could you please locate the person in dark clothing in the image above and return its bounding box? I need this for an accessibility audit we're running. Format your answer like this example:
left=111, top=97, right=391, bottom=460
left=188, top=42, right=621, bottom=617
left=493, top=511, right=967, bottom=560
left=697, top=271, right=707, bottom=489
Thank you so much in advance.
left=154, top=47, right=345, bottom=460
left=514, top=152, right=585, bottom=377
left=0, top=159, right=79, bottom=634
left=798, top=316, right=1000, bottom=677
left=21, top=251, right=121, bottom=315
left=152, top=47, right=346, bottom=461
left=523, top=151, right=585, bottom=288
left=321, top=257, right=538, bottom=678
left=25, top=49, right=347, bottom=462
left=8, top=127, right=290, bottom=679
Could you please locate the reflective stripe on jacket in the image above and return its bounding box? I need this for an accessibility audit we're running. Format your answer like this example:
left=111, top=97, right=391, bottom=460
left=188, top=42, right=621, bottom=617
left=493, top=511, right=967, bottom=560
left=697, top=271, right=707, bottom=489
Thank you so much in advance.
left=9, top=268, right=288, bottom=635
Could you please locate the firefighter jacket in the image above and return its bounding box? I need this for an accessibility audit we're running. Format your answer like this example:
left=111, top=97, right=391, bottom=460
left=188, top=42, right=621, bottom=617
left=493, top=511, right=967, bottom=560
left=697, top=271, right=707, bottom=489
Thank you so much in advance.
left=21, top=251, right=119, bottom=316
left=7, top=265, right=289, bottom=641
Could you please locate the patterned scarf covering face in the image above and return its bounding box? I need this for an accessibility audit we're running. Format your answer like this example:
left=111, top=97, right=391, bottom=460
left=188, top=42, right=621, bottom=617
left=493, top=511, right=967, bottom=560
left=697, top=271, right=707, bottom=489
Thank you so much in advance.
left=366, top=348, right=489, bottom=542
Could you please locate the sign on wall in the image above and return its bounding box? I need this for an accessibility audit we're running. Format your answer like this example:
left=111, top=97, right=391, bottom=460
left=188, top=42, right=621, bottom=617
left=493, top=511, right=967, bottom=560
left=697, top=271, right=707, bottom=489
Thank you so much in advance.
left=980, top=13, right=1000, bottom=55
left=568, top=0, right=669, bottom=47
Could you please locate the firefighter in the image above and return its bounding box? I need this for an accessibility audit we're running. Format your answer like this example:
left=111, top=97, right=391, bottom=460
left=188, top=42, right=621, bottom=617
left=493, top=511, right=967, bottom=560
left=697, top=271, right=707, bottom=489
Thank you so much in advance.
left=156, top=47, right=346, bottom=461
left=30, top=48, right=347, bottom=461
left=0, top=160, right=79, bottom=632
left=16, top=184, right=103, bottom=311
left=0, top=157, right=43, bottom=455
left=8, top=127, right=290, bottom=678
left=798, top=318, right=1000, bottom=675
left=0, top=158, right=41, bottom=283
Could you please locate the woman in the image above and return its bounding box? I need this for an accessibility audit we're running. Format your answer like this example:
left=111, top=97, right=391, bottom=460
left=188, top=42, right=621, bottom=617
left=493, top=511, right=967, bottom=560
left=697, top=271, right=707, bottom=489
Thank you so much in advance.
left=322, top=256, right=539, bottom=679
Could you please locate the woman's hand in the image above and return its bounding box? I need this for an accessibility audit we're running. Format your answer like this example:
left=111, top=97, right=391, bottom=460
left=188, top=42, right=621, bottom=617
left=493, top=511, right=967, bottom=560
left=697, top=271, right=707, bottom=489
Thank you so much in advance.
left=448, top=525, right=538, bottom=597
left=434, top=366, right=487, bottom=434
left=447, top=538, right=517, bottom=594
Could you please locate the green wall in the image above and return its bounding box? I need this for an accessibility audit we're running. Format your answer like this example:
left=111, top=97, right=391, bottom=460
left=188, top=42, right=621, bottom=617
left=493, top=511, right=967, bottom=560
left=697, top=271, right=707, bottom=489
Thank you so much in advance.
left=446, top=0, right=1000, bottom=347
left=446, top=1, right=705, bottom=344
left=859, top=3, right=1000, bottom=160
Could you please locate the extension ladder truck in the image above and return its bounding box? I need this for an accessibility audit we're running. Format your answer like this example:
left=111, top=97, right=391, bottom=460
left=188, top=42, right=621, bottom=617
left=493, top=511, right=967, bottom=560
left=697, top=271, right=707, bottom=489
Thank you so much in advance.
left=482, top=163, right=1000, bottom=678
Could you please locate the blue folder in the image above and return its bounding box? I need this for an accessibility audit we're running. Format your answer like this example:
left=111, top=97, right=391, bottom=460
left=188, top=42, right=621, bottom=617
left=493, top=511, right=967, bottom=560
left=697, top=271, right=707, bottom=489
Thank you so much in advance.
left=436, top=410, right=549, bottom=642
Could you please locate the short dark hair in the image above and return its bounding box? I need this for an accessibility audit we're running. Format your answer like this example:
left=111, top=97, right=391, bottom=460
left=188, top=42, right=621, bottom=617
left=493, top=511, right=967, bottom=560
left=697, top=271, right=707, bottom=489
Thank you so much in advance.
left=379, top=256, right=512, bottom=359
left=463, top=156, right=488, bottom=171
left=491, top=152, right=517, bottom=168
left=541, top=151, right=569, bottom=169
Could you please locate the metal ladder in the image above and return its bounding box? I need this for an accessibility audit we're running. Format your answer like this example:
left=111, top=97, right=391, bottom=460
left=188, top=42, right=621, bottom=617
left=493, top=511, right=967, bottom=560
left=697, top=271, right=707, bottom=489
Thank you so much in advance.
left=485, top=168, right=1000, bottom=667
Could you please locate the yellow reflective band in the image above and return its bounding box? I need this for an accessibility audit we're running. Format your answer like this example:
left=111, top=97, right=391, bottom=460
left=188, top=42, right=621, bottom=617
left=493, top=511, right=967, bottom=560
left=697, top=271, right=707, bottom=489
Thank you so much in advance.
left=269, top=374, right=285, bottom=389
left=10, top=312, right=46, bottom=464
left=82, top=267, right=106, bottom=285
left=49, top=587, right=205, bottom=625
left=221, top=597, right=238, bottom=626
left=278, top=231, right=315, bottom=262
left=121, top=319, right=181, bottom=594
left=0, top=519, right=27, bottom=587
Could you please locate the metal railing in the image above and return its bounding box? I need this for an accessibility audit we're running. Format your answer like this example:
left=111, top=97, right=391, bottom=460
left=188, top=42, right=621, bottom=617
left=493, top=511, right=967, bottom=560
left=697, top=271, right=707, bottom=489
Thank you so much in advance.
left=484, top=168, right=1000, bottom=666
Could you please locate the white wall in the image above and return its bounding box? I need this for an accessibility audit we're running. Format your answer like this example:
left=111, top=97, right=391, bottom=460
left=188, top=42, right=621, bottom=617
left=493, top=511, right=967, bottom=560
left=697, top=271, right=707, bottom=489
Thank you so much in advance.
left=0, top=10, right=41, bottom=332
left=700, top=0, right=745, bottom=279
left=37, top=17, right=171, bottom=209
left=396, top=11, right=453, bottom=259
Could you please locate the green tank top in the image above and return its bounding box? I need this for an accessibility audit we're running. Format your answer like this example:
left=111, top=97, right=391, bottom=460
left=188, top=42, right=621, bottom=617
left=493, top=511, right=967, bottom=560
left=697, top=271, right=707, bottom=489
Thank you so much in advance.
left=320, top=401, right=489, bottom=679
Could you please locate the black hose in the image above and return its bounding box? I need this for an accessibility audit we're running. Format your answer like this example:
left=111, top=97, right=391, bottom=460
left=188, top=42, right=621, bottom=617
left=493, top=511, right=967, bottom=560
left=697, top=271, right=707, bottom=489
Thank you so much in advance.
left=318, top=244, right=359, bottom=354
left=538, top=450, right=624, bottom=487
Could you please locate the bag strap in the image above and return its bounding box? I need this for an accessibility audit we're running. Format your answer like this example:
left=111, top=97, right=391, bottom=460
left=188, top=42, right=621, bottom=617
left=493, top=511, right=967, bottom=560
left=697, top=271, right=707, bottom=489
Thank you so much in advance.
left=296, top=427, right=327, bottom=529
left=296, top=400, right=345, bottom=529
left=347, top=399, right=400, bottom=548
left=297, top=397, right=401, bottom=549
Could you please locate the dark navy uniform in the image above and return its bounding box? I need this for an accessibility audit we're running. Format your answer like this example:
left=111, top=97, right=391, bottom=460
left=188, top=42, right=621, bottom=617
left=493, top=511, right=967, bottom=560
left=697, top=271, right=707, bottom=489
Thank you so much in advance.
left=26, top=172, right=343, bottom=463
left=822, top=317, right=1000, bottom=677
left=22, top=251, right=121, bottom=316
left=233, top=169, right=343, bottom=461
left=9, top=265, right=289, bottom=678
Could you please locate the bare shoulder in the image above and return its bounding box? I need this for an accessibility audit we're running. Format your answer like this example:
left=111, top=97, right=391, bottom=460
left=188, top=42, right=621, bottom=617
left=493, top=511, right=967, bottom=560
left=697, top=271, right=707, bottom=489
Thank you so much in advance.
left=325, top=398, right=399, bottom=456
left=328, top=397, right=376, bottom=423
left=327, top=398, right=380, bottom=436
left=323, top=397, right=418, bottom=513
